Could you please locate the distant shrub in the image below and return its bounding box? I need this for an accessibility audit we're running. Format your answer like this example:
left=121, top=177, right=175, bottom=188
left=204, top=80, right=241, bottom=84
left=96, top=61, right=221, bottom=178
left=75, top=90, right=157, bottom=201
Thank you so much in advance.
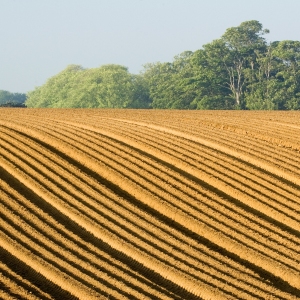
left=0, top=101, right=26, bottom=107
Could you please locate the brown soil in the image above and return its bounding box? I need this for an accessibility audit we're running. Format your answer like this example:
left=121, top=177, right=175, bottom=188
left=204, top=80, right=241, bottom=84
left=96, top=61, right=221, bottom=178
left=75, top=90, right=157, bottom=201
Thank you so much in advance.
left=0, top=109, right=300, bottom=299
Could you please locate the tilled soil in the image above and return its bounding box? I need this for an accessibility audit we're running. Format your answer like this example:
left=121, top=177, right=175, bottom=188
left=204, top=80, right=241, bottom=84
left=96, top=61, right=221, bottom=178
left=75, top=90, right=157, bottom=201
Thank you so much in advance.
left=0, top=109, right=299, bottom=300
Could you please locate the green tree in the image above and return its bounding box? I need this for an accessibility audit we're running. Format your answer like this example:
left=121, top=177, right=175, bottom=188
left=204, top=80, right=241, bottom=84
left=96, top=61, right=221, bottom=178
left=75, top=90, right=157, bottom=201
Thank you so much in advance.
left=130, top=74, right=152, bottom=108
left=244, top=42, right=278, bottom=109
left=219, top=20, right=269, bottom=108
left=92, top=65, right=135, bottom=108
left=0, top=90, right=26, bottom=106
left=273, top=40, right=300, bottom=109
left=26, top=64, right=150, bottom=108
left=245, top=40, right=300, bottom=110
left=26, top=65, right=85, bottom=107
left=25, top=20, right=300, bottom=110
left=142, top=61, right=175, bottom=108
left=142, top=51, right=198, bottom=109
left=190, top=45, right=234, bottom=109
left=187, top=20, right=269, bottom=110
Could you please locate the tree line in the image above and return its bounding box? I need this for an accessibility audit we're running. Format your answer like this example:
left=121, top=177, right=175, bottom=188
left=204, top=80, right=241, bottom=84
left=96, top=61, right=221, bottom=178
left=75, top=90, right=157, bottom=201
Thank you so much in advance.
left=0, top=90, right=26, bottom=107
left=141, top=20, right=300, bottom=110
left=16, top=20, right=300, bottom=109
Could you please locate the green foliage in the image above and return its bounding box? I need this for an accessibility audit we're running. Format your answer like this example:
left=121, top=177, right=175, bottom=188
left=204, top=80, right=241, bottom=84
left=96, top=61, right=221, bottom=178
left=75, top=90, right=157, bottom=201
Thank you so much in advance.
left=189, top=46, right=234, bottom=109
left=25, top=20, right=300, bottom=110
left=142, top=52, right=202, bottom=109
left=26, top=64, right=150, bottom=108
left=0, top=90, right=26, bottom=106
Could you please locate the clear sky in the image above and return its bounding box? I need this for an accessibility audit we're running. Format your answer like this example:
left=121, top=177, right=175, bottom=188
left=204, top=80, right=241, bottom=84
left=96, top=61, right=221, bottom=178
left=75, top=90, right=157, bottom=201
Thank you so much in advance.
left=1, top=0, right=300, bottom=93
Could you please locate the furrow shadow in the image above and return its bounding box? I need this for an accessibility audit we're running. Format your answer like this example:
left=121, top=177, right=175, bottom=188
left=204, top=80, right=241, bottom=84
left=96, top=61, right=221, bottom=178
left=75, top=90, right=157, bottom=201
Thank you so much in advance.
left=0, top=246, right=78, bottom=300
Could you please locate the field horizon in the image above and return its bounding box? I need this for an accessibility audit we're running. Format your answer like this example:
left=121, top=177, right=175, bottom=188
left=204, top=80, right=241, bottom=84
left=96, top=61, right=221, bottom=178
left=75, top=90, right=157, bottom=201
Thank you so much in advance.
left=0, top=109, right=300, bottom=299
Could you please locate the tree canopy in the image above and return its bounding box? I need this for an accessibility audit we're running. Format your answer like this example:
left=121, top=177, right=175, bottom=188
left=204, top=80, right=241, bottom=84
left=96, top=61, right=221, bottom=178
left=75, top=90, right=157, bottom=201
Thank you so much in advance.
left=26, top=64, right=151, bottom=109
left=0, top=90, right=26, bottom=107
left=142, top=20, right=300, bottom=110
left=25, top=20, right=300, bottom=110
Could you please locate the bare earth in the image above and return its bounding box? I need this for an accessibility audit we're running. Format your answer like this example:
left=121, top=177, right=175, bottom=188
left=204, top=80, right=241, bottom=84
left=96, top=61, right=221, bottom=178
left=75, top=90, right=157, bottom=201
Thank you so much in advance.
left=0, top=109, right=299, bottom=300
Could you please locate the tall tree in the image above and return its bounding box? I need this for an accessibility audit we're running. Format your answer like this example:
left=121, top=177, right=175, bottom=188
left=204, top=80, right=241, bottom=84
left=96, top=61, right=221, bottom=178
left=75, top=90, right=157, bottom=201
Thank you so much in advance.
left=273, top=40, right=300, bottom=109
left=244, top=41, right=278, bottom=109
left=245, top=40, right=300, bottom=110
left=190, top=44, right=235, bottom=109
left=142, top=51, right=201, bottom=109
left=142, top=61, right=176, bottom=108
left=220, top=20, right=269, bottom=108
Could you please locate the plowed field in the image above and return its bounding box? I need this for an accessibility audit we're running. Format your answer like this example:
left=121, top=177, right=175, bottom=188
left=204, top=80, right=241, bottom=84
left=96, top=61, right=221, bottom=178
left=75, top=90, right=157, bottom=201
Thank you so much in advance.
left=0, top=109, right=299, bottom=300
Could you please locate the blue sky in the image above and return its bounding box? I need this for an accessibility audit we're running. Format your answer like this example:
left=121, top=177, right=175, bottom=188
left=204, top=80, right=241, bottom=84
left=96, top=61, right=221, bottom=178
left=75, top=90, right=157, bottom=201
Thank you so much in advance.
left=1, top=0, right=300, bottom=93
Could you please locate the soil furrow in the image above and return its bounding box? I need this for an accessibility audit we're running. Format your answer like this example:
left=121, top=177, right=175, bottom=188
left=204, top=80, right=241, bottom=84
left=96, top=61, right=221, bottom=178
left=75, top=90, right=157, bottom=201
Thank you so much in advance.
left=44, top=122, right=297, bottom=270
left=1, top=109, right=299, bottom=299
left=0, top=144, right=220, bottom=299
left=0, top=153, right=248, bottom=299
